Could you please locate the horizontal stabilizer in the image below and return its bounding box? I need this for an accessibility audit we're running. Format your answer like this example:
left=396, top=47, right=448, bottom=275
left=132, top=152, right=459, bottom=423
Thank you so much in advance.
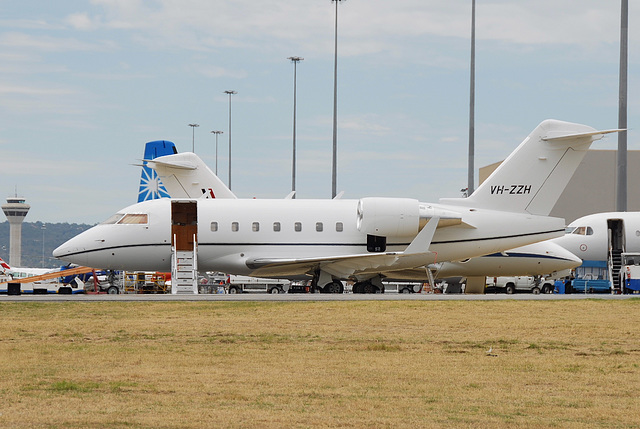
left=542, top=128, right=624, bottom=142
left=147, top=158, right=198, bottom=170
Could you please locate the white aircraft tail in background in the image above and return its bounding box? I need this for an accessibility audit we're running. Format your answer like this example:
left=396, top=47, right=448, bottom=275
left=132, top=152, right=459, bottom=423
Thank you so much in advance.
left=147, top=152, right=236, bottom=200
left=442, top=119, right=621, bottom=215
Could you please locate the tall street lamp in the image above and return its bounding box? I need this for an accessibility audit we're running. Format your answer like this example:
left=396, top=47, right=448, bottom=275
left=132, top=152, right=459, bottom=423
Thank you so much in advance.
left=188, top=123, right=199, bottom=152
left=288, top=56, right=304, bottom=198
left=210, top=130, right=224, bottom=175
left=467, top=0, right=476, bottom=197
left=41, top=223, right=46, bottom=268
left=331, top=0, right=345, bottom=199
left=224, top=90, right=237, bottom=190
left=617, top=0, right=628, bottom=211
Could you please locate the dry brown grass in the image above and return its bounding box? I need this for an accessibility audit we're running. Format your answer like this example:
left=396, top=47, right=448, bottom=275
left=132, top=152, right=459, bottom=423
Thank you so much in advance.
left=1, top=299, right=639, bottom=428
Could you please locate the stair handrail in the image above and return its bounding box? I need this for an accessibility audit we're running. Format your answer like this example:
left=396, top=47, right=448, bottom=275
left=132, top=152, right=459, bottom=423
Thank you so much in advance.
left=171, top=234, right=178, bottom=295
left=192, top=233, right=198, bottom=294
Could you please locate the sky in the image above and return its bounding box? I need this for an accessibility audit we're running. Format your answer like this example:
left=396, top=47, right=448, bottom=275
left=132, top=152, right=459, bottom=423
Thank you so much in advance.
left=1, top=0, right=638, bottom=224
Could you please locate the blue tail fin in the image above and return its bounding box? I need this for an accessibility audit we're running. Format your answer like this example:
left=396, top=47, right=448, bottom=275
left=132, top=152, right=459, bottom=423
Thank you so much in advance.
left=137, top=140, right=178, bottom=202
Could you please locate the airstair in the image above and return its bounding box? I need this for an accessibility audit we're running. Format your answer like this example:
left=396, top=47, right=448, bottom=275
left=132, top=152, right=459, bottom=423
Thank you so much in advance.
left=609, top=248, right=623, bottom=293
left=171, top=234, right=198, bottom=294
left=170, top=200, right=199, bottom=295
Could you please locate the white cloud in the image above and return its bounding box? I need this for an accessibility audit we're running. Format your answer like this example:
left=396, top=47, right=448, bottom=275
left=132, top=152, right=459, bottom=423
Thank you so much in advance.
left=0, top=85, right=74, bottom=96
left=66, top=13, right=96, bottom=31
left=0, top=32, right=116, bottom=52
left=340, top=115, right=392, bottom=135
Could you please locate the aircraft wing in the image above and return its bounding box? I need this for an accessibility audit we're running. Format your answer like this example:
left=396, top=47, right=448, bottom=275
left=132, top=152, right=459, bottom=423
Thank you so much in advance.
left=246, top=250, right=437, bottom=279
left=246, top=217, right=440, bottom=279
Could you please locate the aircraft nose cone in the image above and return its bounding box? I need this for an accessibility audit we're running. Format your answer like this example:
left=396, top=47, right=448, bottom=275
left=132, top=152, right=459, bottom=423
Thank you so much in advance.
left=52, top=238, right=88, bottom=266
left=52, top=243, right=70, bottom=259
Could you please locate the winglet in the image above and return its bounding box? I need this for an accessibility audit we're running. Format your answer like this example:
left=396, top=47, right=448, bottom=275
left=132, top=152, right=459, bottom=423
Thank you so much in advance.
left=405, top=217, right=440, bottom=254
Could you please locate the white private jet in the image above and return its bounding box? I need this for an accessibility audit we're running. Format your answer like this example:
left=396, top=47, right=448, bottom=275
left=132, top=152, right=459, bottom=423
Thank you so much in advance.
left=552, top=212, right=640, bottom=261
left=53, top=119, right=617, bottom=293
left=144, top=139, right=582, bottom=291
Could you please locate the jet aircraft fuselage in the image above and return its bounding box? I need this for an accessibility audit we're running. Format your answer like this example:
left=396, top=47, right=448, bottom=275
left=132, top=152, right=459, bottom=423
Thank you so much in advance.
left=53, top=197, right=565, bottom=281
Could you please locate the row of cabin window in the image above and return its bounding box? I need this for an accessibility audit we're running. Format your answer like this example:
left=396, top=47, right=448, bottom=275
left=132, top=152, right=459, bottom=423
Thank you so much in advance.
left=211, top=221, right=344, bottom=233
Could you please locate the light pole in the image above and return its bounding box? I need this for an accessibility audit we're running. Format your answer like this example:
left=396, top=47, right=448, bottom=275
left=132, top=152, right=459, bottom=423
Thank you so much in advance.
left=617, top=0, right=628, bottom=211
left=331, top=0, right=345, bottom=199
left=41, top=223, right=46, bottom=268
left=288, top=56, right=304, bottom=198
left=210, top=130, right=224, bottom=175
left=467, top=0, right=476, bottom=197
left=188, top=123, right=199, bottom=152
left=224, top=90, right=237, bottom=189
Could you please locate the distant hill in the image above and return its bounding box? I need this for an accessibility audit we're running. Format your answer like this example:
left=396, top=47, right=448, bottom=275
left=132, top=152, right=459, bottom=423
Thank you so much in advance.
left=0, top=221, right=93, bottom=268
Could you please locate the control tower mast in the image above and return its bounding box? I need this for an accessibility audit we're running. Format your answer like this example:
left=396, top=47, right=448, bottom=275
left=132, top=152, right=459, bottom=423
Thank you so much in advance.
left=2, top=195, right=30, bottom=267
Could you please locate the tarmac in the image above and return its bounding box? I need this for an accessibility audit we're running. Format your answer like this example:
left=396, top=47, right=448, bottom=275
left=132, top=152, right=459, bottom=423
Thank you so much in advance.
left=1, top=293, right=638, bottom=302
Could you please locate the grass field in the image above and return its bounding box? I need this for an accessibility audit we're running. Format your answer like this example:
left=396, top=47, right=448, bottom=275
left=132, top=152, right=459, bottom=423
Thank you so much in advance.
left=1, top=299, right=639, bottom=428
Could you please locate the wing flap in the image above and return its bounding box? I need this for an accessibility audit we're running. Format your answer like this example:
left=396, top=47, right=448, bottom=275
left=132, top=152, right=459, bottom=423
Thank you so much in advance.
left=247, top=250, right=437, bottom=279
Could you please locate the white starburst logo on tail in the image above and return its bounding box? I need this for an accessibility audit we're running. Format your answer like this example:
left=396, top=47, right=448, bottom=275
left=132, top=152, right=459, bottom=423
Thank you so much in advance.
left=138, top=164, right=171, bottom=202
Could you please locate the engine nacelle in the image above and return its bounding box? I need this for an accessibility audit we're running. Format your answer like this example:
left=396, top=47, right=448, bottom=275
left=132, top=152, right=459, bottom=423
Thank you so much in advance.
left=356, top=197, right=420, bottom=237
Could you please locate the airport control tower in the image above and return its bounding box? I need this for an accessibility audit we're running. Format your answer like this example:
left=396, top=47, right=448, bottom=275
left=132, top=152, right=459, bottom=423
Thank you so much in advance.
left=2, top=195, right=30, bottom=267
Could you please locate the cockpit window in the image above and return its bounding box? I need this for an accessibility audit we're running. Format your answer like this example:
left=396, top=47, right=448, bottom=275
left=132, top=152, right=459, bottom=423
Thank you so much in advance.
left=117, top=214, right=149, bottom=225
left=101, top=213, right=124, bottom=225
left=569, top=226, right=593, bottom=236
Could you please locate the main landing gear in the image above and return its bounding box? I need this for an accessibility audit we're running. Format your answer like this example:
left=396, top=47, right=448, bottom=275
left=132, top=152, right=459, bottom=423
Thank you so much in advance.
left=312, top=270, right=344, bottom=294
left=312, top=271, right=385, bottom=294
left=352, top=276, right=385, bottom=294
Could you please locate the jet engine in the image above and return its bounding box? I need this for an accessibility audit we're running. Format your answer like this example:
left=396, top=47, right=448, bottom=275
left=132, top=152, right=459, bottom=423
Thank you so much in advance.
left=356, top=197, right=420, bottom=237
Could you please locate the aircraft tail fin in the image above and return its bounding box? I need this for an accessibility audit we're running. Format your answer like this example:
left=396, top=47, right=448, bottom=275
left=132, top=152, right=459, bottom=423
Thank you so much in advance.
left=147, top=152, right=237, bottom=199
left=441, top=119, right=620, bottom=215
left=137, top=140, right=177, bottom=202
left=0, top=257, right=11, bottom=272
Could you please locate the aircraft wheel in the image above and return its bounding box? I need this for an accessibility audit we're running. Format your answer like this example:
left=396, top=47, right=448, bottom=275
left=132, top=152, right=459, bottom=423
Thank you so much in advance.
left=324, top=281, right=343, bottom=294
left=107, top=286, right=119, bottom=295
left=352, top=282, right=364, bottom=294
left=505, top=284, right=515, bottom=294
left=363, top=282, right=378, bottom=294
left=532, top=287, right=541, bottom=294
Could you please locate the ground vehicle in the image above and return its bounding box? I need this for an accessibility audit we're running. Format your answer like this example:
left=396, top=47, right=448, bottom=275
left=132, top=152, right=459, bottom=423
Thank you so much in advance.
left=569, top=261, right=611, bottom=293
left=486, top=276, right=554, bottom=294
left=621, top=253, right=640, bottom=293
left=226, top=275, right=293, bottom=294
left=376, top=282, right=424, bottom=293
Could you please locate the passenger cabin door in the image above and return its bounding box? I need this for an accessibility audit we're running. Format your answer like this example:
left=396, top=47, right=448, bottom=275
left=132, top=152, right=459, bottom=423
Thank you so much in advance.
left=171, top=201, right=198, bottom=251
left=607, top=219, right=625, bottom=291
left=608, top=219, right=625, bottom=254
